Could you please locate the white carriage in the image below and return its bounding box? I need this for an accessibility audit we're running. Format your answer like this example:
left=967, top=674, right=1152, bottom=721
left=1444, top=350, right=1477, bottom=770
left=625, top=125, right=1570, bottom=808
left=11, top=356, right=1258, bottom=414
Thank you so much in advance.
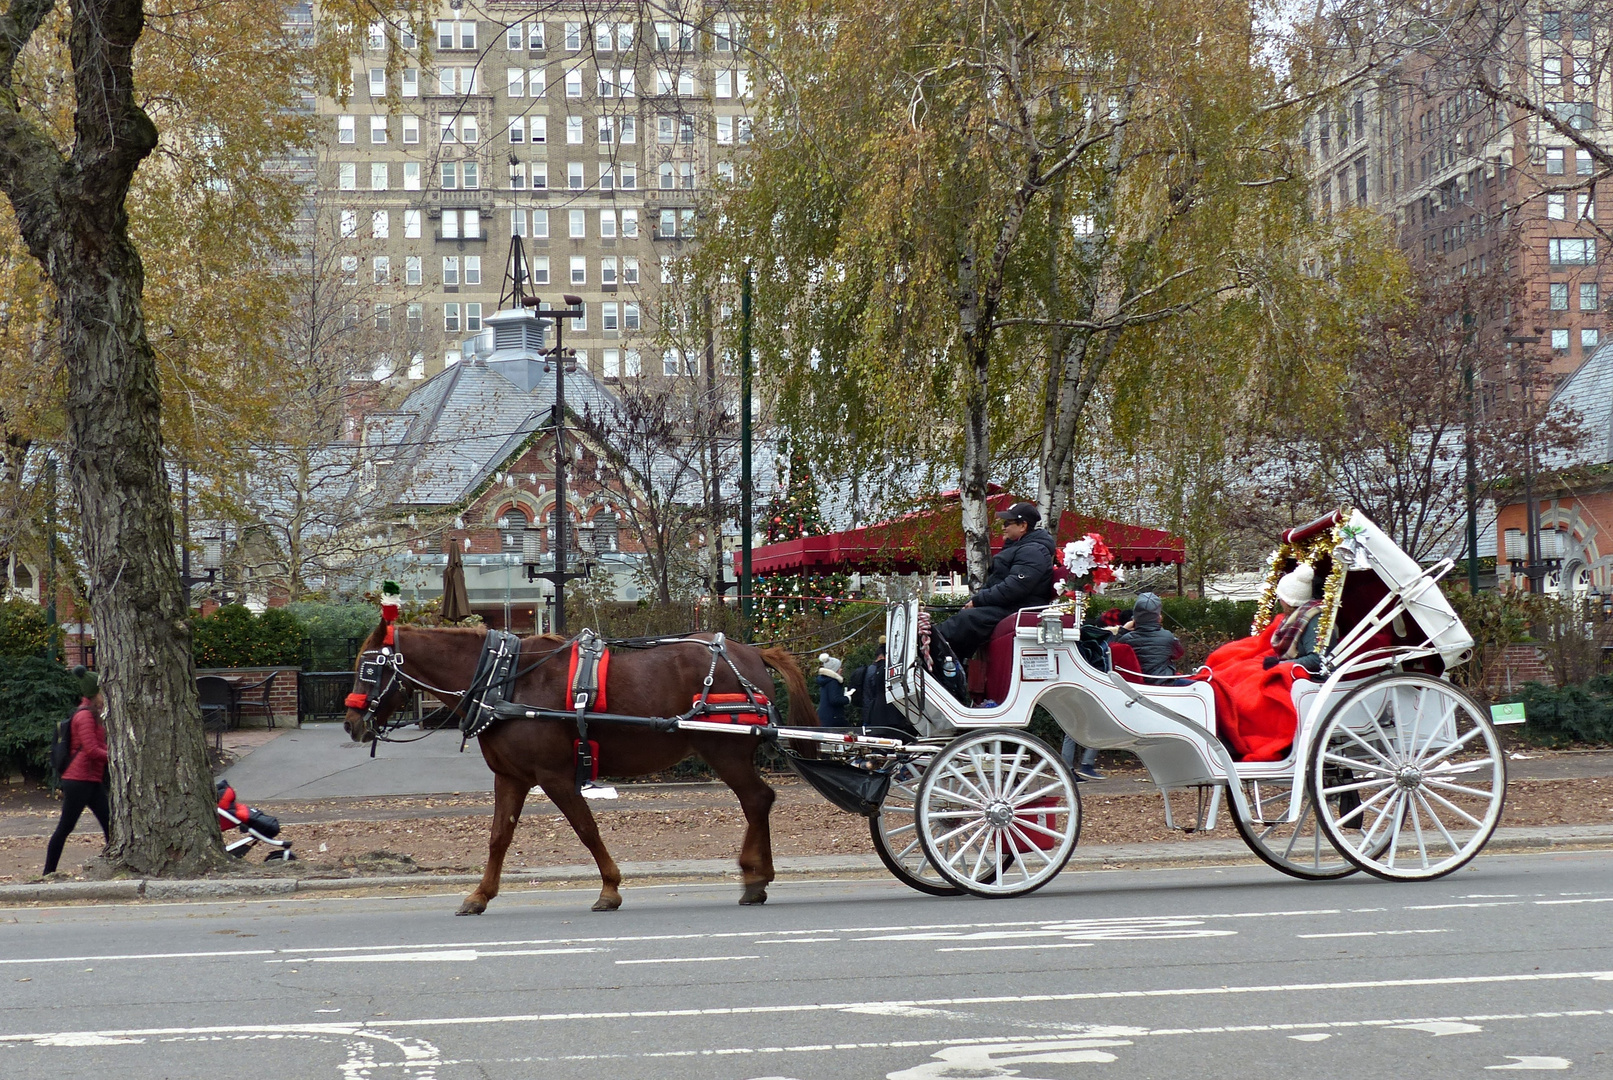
left=860, top=508, right=1509, bottom=898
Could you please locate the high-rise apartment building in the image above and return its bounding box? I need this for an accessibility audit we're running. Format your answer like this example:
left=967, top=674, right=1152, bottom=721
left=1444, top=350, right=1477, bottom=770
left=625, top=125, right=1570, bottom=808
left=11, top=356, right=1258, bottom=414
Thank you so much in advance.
left=311, top=1, right=752, bottom=383
left=1302, top=5, right=1608, bottom=383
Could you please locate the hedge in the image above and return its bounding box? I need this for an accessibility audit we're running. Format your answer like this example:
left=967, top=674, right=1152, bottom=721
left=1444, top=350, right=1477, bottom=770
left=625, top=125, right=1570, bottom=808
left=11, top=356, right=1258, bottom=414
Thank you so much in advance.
left=191, top=605, right=307, bottom=668
left=0, top=656, right=82, bottom=779
left=0, top=598, right=59, bottom=660
left=1514, top=675, right=1613, bottom=747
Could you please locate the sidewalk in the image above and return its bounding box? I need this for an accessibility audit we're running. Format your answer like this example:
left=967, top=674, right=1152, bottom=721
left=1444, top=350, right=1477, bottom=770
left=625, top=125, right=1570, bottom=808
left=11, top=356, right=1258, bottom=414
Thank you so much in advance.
left=4, top=823, right=1611, bottom=905
left=220, top=722, right=494, bottom=799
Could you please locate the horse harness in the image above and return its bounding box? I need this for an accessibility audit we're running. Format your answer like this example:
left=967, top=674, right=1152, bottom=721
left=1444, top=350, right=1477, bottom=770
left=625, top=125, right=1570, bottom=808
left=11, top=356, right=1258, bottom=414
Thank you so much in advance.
left=357, top=628, right=779, bottom=790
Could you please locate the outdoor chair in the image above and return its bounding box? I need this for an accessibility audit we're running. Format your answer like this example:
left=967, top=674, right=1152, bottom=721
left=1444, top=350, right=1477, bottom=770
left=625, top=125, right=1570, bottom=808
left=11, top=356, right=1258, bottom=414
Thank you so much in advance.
left=231, top=671, right=282, bottom=728
left=196, top=675, right=237, bottom=751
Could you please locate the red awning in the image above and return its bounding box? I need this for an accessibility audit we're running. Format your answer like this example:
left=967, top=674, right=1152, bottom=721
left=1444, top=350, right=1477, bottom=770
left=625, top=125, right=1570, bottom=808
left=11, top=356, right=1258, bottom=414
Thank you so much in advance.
left=737, top=491, right=1185, bottom=576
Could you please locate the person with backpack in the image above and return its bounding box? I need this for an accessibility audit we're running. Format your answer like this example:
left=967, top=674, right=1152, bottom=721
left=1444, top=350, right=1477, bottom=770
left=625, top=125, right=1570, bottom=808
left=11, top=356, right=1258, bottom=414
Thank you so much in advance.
left=43, top=666, right=111, bottom=876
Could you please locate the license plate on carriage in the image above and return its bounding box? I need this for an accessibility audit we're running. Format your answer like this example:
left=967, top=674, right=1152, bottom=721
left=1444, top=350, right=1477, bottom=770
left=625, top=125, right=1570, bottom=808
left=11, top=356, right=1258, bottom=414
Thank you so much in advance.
left=359, top=660, right=385, bottom=684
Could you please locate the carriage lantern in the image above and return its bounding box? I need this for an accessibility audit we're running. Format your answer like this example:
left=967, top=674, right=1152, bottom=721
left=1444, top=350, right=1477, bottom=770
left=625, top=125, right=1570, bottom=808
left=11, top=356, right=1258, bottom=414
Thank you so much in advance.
left=1036, top=611, right=1066, bottom=645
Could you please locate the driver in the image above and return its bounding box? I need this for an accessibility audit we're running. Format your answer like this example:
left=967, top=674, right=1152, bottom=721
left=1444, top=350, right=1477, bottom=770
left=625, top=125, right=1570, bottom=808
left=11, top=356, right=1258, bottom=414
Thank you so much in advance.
left=934, top=502, right=1058, bottom=679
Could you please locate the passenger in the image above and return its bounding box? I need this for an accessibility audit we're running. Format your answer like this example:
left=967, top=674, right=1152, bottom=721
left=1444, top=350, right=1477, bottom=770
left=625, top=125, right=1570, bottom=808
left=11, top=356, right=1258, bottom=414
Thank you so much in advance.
left=1117, top=592, right=1184, bottom=679
left=1265, top=565, right=1323, bottom=672
left=815, top=653, right=849, bottom=725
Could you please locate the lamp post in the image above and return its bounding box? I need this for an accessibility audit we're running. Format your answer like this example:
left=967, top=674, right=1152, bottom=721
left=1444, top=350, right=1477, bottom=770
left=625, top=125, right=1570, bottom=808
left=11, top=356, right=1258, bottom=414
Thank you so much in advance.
left=178, top=461, right=217, bottom=595
left=739, top=266, right=753, bottom=624
left=520, top=293, right=590, bottom=633
left=1504, top=333, right=1546, bottom=593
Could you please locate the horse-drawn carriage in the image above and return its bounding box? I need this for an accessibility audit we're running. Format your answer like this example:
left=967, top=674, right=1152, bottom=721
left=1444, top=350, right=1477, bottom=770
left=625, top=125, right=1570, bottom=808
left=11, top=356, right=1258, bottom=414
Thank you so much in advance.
left=346, top=508, right=1509, bottom=911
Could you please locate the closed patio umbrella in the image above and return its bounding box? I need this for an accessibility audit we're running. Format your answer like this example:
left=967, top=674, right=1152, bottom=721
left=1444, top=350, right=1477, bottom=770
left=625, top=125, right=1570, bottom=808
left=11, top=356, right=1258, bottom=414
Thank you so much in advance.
left=441, top=545, right=471, bottom=622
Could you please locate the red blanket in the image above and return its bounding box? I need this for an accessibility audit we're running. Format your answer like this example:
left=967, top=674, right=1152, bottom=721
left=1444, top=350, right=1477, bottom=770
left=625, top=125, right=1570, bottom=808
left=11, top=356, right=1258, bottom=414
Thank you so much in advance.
left=1205, top=620, right=1307, bottom=762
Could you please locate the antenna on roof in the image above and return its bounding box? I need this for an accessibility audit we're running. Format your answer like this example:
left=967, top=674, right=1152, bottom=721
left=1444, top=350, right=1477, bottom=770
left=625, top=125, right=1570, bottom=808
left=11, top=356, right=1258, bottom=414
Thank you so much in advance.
left=498, top=233, right=532, bottom=311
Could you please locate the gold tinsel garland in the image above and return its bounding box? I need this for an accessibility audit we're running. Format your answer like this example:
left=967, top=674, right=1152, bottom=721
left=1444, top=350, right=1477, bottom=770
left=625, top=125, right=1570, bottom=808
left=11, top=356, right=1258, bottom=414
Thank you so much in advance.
left=1250, top=508, right=1356, bottom=649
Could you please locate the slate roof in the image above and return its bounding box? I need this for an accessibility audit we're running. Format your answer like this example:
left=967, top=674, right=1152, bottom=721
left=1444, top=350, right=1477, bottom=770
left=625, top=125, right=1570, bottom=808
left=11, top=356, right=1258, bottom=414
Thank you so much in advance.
left=1546, top=340, right=1613, bottom=469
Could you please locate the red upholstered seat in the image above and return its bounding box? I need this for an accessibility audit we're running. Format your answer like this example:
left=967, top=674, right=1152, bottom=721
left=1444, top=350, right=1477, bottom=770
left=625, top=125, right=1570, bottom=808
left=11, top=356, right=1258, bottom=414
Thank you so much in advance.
left=983, top=611, right=1077, bottom=704
left=1107, top=642, right=1146, bottom=684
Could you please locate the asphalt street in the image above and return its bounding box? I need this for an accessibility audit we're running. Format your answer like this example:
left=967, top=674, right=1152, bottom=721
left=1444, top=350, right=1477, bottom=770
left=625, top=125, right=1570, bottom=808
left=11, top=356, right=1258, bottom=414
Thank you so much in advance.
left=3, top=851, right=1612, bottom=1079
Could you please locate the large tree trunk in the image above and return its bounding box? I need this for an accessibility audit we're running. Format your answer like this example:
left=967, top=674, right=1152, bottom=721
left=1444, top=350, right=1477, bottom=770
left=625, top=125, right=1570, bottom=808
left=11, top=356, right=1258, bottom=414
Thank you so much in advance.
left=956, top=248, right=993, bottom=587
left=0, top=0, right=222, bottom=875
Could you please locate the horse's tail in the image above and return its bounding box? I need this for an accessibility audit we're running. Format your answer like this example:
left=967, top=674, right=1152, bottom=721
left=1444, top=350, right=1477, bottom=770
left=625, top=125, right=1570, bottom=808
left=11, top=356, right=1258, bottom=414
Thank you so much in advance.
left=759, top=647, right=813, bottom=727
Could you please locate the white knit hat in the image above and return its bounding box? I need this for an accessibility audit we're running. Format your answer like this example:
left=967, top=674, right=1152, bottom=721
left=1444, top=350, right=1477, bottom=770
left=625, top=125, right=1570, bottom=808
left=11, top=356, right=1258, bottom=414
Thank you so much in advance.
left=1276, top=564, right=1315, bottom=608
left=818, top=652, right=842, bottom=674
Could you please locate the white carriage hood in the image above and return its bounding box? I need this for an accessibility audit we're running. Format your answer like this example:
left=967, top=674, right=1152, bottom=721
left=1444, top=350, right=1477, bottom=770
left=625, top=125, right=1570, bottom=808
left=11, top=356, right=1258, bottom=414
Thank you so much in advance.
left=1343, top=510, right=1474, bottom=668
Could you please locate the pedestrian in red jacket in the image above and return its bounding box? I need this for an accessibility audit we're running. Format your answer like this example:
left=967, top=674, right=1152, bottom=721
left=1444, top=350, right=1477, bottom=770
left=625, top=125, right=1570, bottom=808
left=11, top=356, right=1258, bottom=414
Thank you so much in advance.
left=43, top=666, right=111, bottom=875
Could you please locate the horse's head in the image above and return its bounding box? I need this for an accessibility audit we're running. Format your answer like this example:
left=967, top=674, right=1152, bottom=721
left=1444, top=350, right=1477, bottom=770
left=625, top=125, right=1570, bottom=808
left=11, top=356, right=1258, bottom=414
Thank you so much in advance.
left=343, top=621, right=412, bottom=743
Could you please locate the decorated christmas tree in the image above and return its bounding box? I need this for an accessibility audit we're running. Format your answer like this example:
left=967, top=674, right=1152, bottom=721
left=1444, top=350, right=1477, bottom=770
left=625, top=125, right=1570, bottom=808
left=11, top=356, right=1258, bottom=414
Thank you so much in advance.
left=753, top=442, right=852, bottom=639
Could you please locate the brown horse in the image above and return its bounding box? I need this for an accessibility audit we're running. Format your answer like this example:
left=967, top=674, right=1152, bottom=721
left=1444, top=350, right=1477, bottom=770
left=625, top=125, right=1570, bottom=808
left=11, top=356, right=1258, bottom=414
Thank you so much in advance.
left=342, top=624, right=812, bottom=913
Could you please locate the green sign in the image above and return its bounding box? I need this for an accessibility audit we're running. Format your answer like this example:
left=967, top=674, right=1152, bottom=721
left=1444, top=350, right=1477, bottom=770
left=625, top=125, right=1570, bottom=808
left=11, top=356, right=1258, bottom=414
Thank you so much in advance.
left=1490, top=702, right=1527, bottom=726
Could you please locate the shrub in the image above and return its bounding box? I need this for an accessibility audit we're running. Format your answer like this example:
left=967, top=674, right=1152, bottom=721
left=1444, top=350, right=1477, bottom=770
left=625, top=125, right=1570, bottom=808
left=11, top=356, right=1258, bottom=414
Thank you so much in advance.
left=0, top=657, right=82, bottom=779
left=1159, top=597, right=1259, bottom=638
left=0, top=598, right=59, bottom=660
left=191, top=605, right=307, bottom=668
left=1515, top=675, right=1613, bottom=747
left=287, top=601, right=378, bottom=668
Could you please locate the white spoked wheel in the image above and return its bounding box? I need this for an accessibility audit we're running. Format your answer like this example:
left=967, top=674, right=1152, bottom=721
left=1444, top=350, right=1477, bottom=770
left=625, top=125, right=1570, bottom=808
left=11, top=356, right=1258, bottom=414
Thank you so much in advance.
left=916, top=731, right=1080, bottom=898
left=1231, top=773, right=1358, bottom=880
left=869, top=757, right=964, bottom=897
left=1309, top=673, right=1506, bottom=881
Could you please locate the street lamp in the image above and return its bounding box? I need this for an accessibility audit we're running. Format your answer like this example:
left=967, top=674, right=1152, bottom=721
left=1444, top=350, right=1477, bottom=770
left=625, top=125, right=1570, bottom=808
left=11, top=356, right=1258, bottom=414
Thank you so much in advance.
left=178, top=460, right=218, bottom=594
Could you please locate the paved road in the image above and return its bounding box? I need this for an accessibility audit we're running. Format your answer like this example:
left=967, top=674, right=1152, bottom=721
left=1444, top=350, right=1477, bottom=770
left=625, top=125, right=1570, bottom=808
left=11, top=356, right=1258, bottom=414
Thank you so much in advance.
left=4, top=852, right=1612, bottom=1079
left=220, top=723, right=494, bottom=799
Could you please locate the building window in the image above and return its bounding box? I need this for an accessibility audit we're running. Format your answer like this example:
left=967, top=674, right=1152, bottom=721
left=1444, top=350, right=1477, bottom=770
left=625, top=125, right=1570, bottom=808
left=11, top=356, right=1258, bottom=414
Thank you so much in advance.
left=599, top=164, right=614, bottom=190
left=680, top=115, right=695, bottom=143
left=402, top=68, right=418, bottom=97
left=463, top=161, right=480, bottom=189
left=369, top=67, right=386, bottom=96
left=601, top=255, right=618, bottom=284
left=1544, top=56, right=1562, bottom=86
left=570, top=255, right=586, bottom=285
left=402, top=115, right=419, bottom=143
left=529, top=23, right=545, bottom=49
left=570, top=303, right=586, bottom=331
left=679, top=71, right=696, bottom=97
left=679, top=161, right=695, bottom=189
left=565, top=70, right=582, bottom=98
left=717, top=161, right=734, bottom=183
left=1577, top=149, right=1594, bottom=176
left=465, top=209, right=481, bottom=237
left=370, top=115, right=387, bottom=143
left=508, top=66, right=524, bottom=96
left=623, top=257, right=638, bottom=285
left=598, top=69, right=615, bottom=97
left=465, top=255, right=481, bottom=286
left=659, top=208, right=676, bottom=236
left=564, top=21, right=581, bottom=49
left=658, top=115, right=674, bottom=143
left=338, top=115, right=354, bottom=143
left=716, top=70, right=732, bottom=98
left=569, top=208, right=585, bottom=238
left=1550, top=282, right=1569, bottom=310
left=461, top=116, right=478, bottom=144
left=1583, top=328, right=1601, bottom=351
left=659, top=162, right=674, bottom=189
left=509, top=116, right=525, bottom=143
left=531, top=255, right=550, bottom=284
left=507, top=22, right=524, bottom=51
left=445, top=350, right=461, bottom=368
left=1546, top=148, right=1565, bottom=174
left=1551, top=328, right=1570, bottom=351
left=603, top=348, right=620, bottom=377
left=623, top=301, right=640, bottom=330
left=622, top=208, right=639, bottom=237
left=406, top=256, right=421, bottom=285
left=532, top=161, right=548, bottom=189
left=370, top=162, right=388, bottom=190
left=1578, top=193, right=1594, bottom=220
left=510, top=161, right=526, bottom=189
left=501, top=509, right=528, bottom=550
left=1548, top=192, right=1566, bottom=219
left=466, top=302, right=483, bottom=332
left=568, top=160, right=585, bottom=189
left=602, top=302, right=618, bottom=330
left=408, top=353, right=426, bottom=380
left=444, top=302, right=461, bottom=332
left=1548, top=237, right=1596, bottom=265
left=404, top=209, right=421, bottom=238
left=530, top=116, right=547, bottom=144
left=441, top=161, right=458, bottom=189
left=1542, top=10, right=1561, bottom=36
left=340, top=256, right=359, bottom=284
left=620, top=162, right=637, bottom=189
left=372, top=210, right=389, bottom=238
left=339, top=163, right=355, bottom=190
left=339, top=208, right=357, bottom=237
left=440, top=115, right=456, bottom=143
left=662, top=348, right=681, bottom=376
left=737, top=116, right=752, bottom=143
left=599, top=115, right=614, bottom=143
left=373, top=257, right=389, bottom=284
left=716, top=115, right=732, bottom=144
left=532, top=209, right=549, bottom=239
left=567, top=115, right=583, bottom=143
left=654, top=22, right=673, bottom=50
left=407, top=303, right=423, bottom=332
left=599, top=209, right=616, bottom=238
left=619, top=70, right=635, bottom=98
left=511, top=208, right=528, bottom=236
left=1581, top=282, right=1600, bottom=311
left=443, top=256, right=460, bottom=285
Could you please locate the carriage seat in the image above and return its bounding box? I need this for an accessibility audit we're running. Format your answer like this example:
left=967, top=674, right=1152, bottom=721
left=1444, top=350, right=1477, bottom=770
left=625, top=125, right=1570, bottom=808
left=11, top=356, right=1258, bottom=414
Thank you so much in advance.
left=976, top=610, right=1079, bottom=704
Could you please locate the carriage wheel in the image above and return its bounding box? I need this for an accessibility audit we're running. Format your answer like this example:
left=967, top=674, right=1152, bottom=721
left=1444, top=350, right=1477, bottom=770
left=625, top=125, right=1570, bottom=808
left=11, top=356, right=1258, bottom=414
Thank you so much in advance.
left=1308, top=673, right=1505, bottom=882
left=915, top=731, right=1080, bottom=898
left=1231, top=773, right=1358, bottom=880
left=869, top=758, right=965, bottom=897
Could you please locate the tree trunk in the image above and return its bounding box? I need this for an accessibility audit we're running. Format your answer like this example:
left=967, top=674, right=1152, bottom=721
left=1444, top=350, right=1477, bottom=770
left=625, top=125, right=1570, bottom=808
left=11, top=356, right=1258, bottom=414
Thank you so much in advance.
left=0, top=0, right=222, bottom=875
left=956, top=247, right=993, bottom=587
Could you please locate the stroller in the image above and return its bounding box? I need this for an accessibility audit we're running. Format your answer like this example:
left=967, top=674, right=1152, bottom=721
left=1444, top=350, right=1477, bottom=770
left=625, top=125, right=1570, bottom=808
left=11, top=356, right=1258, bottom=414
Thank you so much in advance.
left=216, top=780, right=295, bottom=861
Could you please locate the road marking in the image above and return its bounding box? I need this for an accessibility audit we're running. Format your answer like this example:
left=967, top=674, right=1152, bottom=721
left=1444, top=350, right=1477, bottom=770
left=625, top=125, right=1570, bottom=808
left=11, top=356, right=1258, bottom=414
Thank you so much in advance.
left=753, top=939, right=839, bottom=944
left=1486, top=1058, right=1571, bottom=1070
left=1392, top=1021, right=1483, bottom=1036
left=614, top=955, right=762, bottom=966
left=936, top=944, right=1095, bottom=953
left=1534, top=897, right=1613, bottom=906
left=0, top=949, right=275, bottom=966
left=1289, top=1033, right=1331, bottom=1041
left=1406, top=902, right=1526, bottom=910
left=1298, top=930, right=1452, bottom=939
left=304, top=948, right=604, bottom=964
left=6, top=970, right=1612, bottom=1044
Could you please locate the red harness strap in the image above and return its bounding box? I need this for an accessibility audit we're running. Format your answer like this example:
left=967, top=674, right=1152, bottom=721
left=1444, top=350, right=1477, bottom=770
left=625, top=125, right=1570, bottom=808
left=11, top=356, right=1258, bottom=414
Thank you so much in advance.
left=694, top=692, right=772, bottom=724
left=345, top=692, right=370, bottom=710
left=565, top=641, right=610, bottom=711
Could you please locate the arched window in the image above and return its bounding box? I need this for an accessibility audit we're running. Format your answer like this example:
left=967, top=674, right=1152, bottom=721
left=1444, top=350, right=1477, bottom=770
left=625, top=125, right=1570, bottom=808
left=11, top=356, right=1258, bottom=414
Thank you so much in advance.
left=593, top=509, right=619, bottom=552
left=500, top=508, right=528, bottom=550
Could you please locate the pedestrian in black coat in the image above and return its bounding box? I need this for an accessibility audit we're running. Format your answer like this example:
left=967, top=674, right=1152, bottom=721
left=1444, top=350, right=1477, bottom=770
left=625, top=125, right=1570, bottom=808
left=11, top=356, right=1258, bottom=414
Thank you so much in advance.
left=935, top=502, right=1059, bottom=663
left=815, top=653, right=849, bottom=725
left=848, top=642, right=915, bottom=734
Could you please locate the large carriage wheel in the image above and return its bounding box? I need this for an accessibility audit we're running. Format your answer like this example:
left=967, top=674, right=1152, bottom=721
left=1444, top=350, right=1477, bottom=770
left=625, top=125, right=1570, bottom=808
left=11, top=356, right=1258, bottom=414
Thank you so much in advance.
left=1308, top=673, right=1505, bottom=881
left=915, top=731, right=1080, bottom=898
left=869, top=758, right=964, bottom=897
left=1231, top=773, right=1359, bottom=880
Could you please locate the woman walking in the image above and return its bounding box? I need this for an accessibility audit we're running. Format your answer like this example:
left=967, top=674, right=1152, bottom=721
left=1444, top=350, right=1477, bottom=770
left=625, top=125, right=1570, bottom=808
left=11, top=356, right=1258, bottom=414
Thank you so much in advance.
left=43, top=666, right=110, bottom=876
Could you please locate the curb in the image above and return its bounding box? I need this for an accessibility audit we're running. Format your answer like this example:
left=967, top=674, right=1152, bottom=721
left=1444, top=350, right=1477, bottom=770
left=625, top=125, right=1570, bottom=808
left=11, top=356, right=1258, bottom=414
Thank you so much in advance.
left=5, top=826, right=1612, bottom=906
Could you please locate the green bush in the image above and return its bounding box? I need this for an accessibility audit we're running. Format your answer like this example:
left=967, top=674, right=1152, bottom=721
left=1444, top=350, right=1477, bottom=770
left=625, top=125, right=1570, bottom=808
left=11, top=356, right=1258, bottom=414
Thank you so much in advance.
left=1159, top=597, right=1259, bottom=637
left=0, top=598, right=59, bottom=660
left=1515, top=675, right=1613, bottom=747
left=191, top=605, right=307, bottom=668
left=287, top=601, right=377, bottom=667
left=0, top=656, right=82, bottom=779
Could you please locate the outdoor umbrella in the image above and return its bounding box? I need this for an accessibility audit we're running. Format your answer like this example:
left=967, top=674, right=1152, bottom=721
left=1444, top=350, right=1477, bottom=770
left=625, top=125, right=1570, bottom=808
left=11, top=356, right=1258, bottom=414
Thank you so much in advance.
left=441, top=545, right=471, bottom=622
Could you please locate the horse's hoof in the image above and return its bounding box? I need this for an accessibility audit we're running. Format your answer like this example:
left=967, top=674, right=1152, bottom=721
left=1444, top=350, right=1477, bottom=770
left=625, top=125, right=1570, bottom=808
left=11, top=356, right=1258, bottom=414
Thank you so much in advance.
left=456, top=898, right=487, bottom=916
left=591, top=895, right=622, bottom=912
left=738, top=883, right=769, bottom=906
